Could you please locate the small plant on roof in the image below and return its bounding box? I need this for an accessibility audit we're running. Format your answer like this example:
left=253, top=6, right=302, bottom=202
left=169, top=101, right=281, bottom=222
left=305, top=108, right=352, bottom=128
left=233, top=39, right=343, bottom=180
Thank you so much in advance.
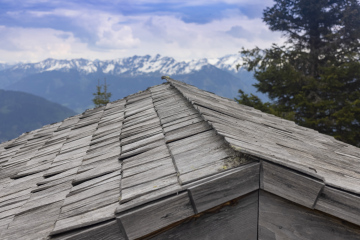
left=92, top=78, right=112, bottom=108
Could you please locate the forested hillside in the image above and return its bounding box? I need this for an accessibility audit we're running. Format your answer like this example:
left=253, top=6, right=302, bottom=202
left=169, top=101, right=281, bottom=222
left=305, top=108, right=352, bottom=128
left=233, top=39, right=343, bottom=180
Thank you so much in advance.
left=0, top=89, right=76, bottom=142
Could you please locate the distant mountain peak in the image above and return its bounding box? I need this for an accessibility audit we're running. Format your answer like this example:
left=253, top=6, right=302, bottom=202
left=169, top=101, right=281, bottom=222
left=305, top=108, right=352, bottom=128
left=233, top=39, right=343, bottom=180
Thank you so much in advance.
left=3, top=54, right=243, bottom=76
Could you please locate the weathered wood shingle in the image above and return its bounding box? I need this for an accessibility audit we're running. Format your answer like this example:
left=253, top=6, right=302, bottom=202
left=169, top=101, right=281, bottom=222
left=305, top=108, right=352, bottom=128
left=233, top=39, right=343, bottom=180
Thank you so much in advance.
left=0, top=78, right=359, bottom=239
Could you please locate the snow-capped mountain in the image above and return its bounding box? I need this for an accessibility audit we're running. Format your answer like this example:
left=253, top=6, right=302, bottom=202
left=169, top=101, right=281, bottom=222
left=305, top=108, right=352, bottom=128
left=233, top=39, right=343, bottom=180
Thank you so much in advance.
left=1, top=54, right=263, bottom=113
left=0, top=63, right=13, bottom=71
left=5, top=54, right=243, bottom=76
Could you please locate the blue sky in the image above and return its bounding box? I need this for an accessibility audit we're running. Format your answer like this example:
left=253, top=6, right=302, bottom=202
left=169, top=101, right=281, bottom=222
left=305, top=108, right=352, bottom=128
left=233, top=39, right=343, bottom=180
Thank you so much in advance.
left=0, top=0, right=283, bottom=63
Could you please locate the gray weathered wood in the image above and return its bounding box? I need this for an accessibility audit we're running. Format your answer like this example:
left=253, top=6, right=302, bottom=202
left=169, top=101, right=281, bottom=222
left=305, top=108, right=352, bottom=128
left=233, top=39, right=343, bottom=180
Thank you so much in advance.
left=69, top=171, right=120, bottom=196
left=117, top=192, right=194, bottom=240
left=122, top=145, right=169, bottom=169
left=122, top=157, right=173, bottom=178
left=261, top=161, right=324, bottom=208
left=51, top=203, right=118, bottom=236
left=315, top=186, right=360, bottom=226
left=163, top=116, right=203, bottom=133
left=120, top=126, right=162, bottom=146
left=119, top=139, right=165, bottom=160
left=116, top=183, right=182, bottom=214
left=18, top=181, right=72, bottom=214
left=259, top=190, right=360, bottom=240
left=1, top=200, right=63, bottom=240
left=122, top=159, right=176, bottom=189
left=165, top=122, right=211, bottom=143
left=50, top=220, right=126, bottom=240
left=120, top=174, right=179, bottom=203
left=121, top=133, right=164, bottom=153
left=189, top=162, right=259, bottom=213
left=73, top=160, right=121, bottom=185
left=151, top=191, right=258, bottom=240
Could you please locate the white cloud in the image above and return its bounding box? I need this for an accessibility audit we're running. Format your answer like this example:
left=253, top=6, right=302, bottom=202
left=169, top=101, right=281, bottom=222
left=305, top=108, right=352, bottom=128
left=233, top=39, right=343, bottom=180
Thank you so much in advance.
left=0, top=3, right=283, bottom=63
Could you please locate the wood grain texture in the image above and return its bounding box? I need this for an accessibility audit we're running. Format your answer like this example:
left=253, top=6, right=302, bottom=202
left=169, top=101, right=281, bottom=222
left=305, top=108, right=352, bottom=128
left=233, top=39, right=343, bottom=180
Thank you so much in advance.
left=167, top=78, right=360, bottom=195
left=50, top=220, right=125, bottom=240
left=189, top=162, right=259, bottom=213
left=259, top=190, right=360, bottom=240
left=261, top=161, right=324, bottom=208
left=315, top=186, right=360, bottom=226
left=51, top=202, right=118, bottom=235
left=165, top=122, right=211, bottom=143
left=117, top=192, right=194, bottom=240
left=120, top=174, right=179, bottom=203
left=151, top=191, right=258, bottom=240
left=1, top=200, right=64, bottom=240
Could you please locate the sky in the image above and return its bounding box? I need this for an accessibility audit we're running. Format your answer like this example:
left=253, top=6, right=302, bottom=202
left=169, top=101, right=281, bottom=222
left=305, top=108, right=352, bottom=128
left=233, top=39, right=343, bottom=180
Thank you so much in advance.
left=0, top=0, right=284, bottom=63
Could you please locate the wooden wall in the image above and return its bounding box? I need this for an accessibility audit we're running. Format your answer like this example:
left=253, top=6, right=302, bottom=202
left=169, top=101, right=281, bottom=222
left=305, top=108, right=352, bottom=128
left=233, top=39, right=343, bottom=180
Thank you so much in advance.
left=259, top=190, right=360, bottom=240
left=150, top=191, right=258, bottom=240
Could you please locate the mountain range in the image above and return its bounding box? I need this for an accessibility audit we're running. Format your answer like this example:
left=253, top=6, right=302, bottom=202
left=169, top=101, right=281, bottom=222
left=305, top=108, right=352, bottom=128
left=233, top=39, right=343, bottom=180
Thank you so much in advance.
left=0, top=54, right=267, bottom=113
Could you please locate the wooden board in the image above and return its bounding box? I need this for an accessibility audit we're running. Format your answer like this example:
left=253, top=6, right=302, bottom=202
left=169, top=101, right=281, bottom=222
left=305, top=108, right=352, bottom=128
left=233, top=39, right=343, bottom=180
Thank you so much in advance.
left=117, top=192, right=194, bottom=240
left=315, top=186, right=360, bottom=226
left=1, top=200, right=63, bottom=240
left=261, top=161, right=324, bottom=208
left=151, top=191, right=258, bottom=240
left=259, top=190, right=360, bottom=240
left=189, top=162, right=259, bottom=213
left=120, top=174, right=179, bottom=203
left=50, top=220, right=125, bottom=240
left=121, top=133, right=164, bottom=154
left=51, top=203, right=118, bottom=235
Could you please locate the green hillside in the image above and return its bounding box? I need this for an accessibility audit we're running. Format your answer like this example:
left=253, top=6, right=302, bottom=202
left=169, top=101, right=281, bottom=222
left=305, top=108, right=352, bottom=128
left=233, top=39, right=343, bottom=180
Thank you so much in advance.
left=0, top=89, right=76, bottom=143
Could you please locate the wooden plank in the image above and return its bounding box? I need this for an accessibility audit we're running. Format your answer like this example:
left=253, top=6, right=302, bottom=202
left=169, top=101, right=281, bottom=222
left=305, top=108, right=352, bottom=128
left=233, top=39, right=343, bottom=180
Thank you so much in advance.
left=79, top=157, right=120, bottom=173
left=18, top=182, right=72, bottom=214
left=315, top=186, right=360, bottom=226
left=120, top=126, right=162, bottom=146
left=261, top=161, right=324, bottom=208
left=60, top=180, right=120, bottom=219
left=163, top=116, right=203, bottom=133
left=122, top=159, right=176, bottom=189
left=167, top=130, right=220, bottom=155
left=122, top=157, right=173, bottom=178
left=116, top=183, right=182, bottom=214
left=37, top=168, right=78, bottom=186
left=173, top=141, right=233, bottom=175
left=69, top=171, right=120, bottom=196
left=259, top=190, right=360, bottom=240
left=121, top=119, right=160, bottom=138
left=179, top=160, right=228, bottom=185
left=117, top=192, right=194, bottom=240
left=120, top=174, right=179, bottom=203
left=125, top=104, right=154, bottom=118
left=1, top=200, right=63, bottom=240
left=165, top=122, right=211, bottom=143
left=33, top=174, right=77, bottom=192
left=162, top=113, right=200, bottom=128
left=44, top=157, right=83, bottom=177
left=121, top=133, right=164, bottom=153
left=0, top=173, right=43, bottom=198
left=51, top=202, right=118, bottom=235
left=122, top=145, right=169, bottom=169
left=189, top=162, right=259, bottom=213
left=50, top=220, right=125, bottom=240
left=151, top=191, right=258, bottom=240
left=119, top=139, right=165, bottom=160
left=73, top=160, right=121, bottom=185
left=159, top=109, right=198, bottom=125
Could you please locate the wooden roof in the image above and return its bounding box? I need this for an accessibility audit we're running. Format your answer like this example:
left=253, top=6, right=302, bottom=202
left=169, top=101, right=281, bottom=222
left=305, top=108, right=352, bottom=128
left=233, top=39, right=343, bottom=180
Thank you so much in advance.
left=0, top=77, right=359, bottom=239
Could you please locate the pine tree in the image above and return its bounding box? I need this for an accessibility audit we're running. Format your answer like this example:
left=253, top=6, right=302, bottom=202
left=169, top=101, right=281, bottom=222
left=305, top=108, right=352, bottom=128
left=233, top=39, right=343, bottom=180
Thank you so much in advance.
left=236, top=0, right=360, bottom=146
left=92, top=78, right=112, bottom=108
